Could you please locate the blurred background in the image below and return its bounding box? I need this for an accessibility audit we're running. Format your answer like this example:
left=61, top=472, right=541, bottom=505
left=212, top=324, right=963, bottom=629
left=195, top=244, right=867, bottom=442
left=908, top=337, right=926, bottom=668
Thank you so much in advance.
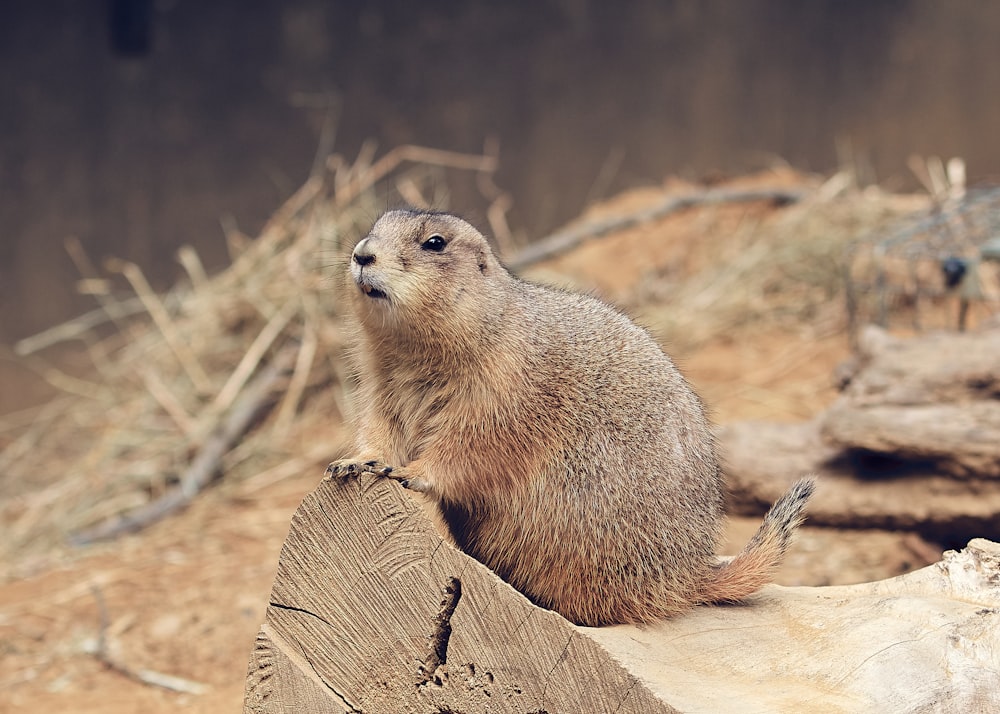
left=3, top=3, right=1000, bottom=711
left=4, top=0, right=1000, bottom=363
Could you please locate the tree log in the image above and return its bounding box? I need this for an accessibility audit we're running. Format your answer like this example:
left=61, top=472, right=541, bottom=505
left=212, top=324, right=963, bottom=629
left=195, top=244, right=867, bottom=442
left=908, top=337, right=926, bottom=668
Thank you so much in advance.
left=839, top=325, right=1000, bottom=407
left=719, top=419, right=1000, bottom=542
left=243, top=474, right=673, bottom=713
left=823, top=324, right=1000, bottom=479
left=245, top=473, right=1000, bottom=713
left=821, top=401, right=1000, bottom=478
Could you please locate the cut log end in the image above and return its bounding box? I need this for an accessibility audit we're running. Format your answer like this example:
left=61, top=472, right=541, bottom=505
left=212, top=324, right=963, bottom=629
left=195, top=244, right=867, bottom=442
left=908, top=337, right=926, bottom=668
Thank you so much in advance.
left=243, top=474, right=673, bottom=713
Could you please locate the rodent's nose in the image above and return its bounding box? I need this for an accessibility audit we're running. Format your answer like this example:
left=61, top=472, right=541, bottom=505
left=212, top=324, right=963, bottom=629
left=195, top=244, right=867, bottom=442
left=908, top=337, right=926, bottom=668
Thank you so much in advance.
left=353, top=238, right=376, bottom=266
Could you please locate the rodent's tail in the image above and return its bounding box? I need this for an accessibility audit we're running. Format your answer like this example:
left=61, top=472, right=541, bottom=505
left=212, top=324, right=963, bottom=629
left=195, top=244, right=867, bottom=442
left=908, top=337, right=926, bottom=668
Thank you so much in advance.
left=701, top=477, right=816, bottom=604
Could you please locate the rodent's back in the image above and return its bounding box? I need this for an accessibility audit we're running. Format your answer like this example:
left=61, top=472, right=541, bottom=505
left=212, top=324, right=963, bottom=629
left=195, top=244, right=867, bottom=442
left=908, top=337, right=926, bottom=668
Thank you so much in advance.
left=463, top=282, right=724, bottom=624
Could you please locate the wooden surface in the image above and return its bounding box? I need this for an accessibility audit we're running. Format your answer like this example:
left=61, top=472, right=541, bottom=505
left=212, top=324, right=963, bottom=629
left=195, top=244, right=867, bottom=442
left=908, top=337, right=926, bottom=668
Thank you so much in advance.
left=244, top=473, right=674, bottom=713
left=822, top=400, right=1000, bottom=478
left=821, top=325, right=1000, bottom=478
left=721, top=419, right=1000, bottom=540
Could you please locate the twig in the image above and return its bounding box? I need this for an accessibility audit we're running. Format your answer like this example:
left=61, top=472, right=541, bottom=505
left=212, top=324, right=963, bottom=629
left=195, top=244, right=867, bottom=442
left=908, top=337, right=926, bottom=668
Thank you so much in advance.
left=228, top=175, right=325, bottom=279
left=5, top=355, right=108, bottom=400
left=220, top=213, right=252, bottom=262
left=187, top=343, right=295, bottom=498
left=310, top=93, right=340, bottom=179
left=64, top=236, right=131, bottom=333
left=88, top=584, right=208, bottom=695
left=274, top=318, right=317, bottom=433
left=239, top=441, right=339, bottom=494
left=91, top=584, right=110, bottom=663
left=13, top=296, right=156, bottom=355
left=69, top=346, right=295, bottom=545
left=211, top=298, right=297, bottom=414
left=395, top=175, right=432, bottom=209
left=332, top=140, right=377, bottom=200
left=141, top=369, right=196, bottom=436
left=487, top=193, right=515, bottom=256
left=505, top=186, right=808, bottom=271
left=0, top=398, right=72, bottom=473
left=475, top=136, right=503, bottom=199
left=331, top=143, right=498, bottom=208
left=585, top=146, right=626, bottom=207
left=0, top=399, right=61, bottom=434
left=106, top=258, right=212, bottom=393
left=176, top=245, right=209, bottom=291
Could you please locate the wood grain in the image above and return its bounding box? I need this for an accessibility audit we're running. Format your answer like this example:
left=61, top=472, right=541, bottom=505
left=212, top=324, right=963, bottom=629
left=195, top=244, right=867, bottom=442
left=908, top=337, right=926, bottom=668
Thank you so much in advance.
left=244, top=473, right=674, bottom=713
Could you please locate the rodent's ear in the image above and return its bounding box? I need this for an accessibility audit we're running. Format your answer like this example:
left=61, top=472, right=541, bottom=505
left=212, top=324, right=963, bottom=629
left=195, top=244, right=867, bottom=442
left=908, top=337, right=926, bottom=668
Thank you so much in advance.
left=477, top=248, right=488, bottom=274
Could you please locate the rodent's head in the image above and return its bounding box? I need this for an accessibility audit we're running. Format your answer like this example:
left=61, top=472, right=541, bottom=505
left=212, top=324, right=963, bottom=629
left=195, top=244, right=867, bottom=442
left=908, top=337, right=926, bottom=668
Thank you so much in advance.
left=349, top=210, right=508, bottom=341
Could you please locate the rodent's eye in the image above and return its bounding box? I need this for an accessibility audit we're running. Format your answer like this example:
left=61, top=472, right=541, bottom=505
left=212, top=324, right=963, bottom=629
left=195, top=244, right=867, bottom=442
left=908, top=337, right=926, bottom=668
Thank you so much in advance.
left=421, top=234, right=447, bottom=252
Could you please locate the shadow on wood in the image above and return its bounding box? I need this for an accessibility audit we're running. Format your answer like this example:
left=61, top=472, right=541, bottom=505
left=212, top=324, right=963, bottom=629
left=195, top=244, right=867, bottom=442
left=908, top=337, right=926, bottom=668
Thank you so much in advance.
left=243, top=474, right=673, bottom=713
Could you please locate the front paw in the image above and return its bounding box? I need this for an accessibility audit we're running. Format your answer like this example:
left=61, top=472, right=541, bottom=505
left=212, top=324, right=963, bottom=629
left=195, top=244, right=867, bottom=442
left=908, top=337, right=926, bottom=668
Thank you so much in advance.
left=324, top=458, right=394, bottom=479
left=384, top=468, right=431, bottom=493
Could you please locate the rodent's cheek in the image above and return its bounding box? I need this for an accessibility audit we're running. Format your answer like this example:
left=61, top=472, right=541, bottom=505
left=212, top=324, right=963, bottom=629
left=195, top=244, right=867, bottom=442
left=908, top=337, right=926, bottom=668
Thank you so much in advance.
left=389, top=273, right=429, bottom=307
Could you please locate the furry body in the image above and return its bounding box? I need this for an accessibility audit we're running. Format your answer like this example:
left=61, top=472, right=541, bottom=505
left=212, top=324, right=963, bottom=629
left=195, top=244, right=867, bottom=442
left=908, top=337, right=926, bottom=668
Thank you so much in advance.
left=329, top=209, right=813, bottom=626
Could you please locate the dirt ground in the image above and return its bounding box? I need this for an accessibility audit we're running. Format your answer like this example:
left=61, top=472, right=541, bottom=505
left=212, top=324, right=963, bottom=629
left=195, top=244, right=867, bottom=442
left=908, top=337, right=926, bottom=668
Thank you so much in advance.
left=0, top=173, right=948, bottom=713
left=1, top=329, right=943, bottom=714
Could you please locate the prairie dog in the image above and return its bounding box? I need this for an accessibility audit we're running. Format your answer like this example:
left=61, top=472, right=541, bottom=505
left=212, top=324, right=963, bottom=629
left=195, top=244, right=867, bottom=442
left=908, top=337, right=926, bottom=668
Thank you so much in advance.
left=328, top=209, right=814, bottom=626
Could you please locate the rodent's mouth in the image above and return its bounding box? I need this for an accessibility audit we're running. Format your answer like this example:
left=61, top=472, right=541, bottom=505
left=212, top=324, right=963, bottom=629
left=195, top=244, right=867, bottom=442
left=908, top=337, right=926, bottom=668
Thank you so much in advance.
left=352, top=263, right=389, bottom=301
left=358, top=281, right=388, bottom=300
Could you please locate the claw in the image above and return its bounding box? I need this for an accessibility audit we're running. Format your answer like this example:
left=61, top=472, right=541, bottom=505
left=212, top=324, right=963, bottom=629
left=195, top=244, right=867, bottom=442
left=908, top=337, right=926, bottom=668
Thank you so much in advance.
left=325, top=460, right=363, bottom=479
left=326, top=459, right=412, bottom=487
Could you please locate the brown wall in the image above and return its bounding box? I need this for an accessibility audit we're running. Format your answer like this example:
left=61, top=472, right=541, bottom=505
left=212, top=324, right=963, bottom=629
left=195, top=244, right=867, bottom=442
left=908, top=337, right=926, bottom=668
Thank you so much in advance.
left=3, top=0, right=1000, bottom=347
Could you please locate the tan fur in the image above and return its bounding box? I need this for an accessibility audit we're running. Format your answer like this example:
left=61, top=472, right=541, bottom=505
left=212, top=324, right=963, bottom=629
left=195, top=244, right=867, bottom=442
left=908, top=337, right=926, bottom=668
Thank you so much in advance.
left=329, top=209, right=814, bottom=626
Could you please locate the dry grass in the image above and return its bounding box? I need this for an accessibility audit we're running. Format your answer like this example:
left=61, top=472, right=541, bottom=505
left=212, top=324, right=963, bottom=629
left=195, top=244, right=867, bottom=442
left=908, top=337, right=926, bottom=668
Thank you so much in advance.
left=528, top=170, right=932, bottom=354
left=0, top=144, right=505, bottom=573
left=0, top=157, right=943, bottom=574
left=647, top=192, right=929, bottom=351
